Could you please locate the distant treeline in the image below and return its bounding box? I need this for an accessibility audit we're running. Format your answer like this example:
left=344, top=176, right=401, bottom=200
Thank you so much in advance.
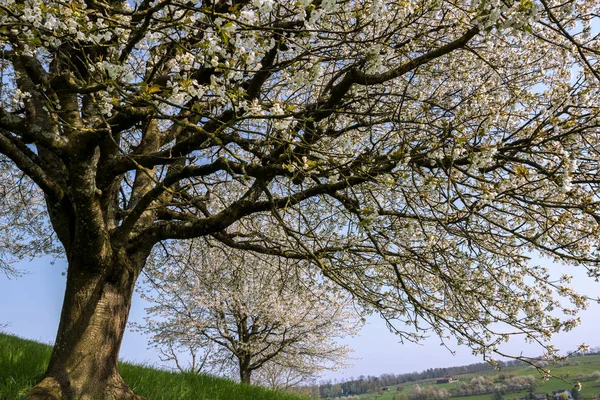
left=317, top=359, right=525, bottom=398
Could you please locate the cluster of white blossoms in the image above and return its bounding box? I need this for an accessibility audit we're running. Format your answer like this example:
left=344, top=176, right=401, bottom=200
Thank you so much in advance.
left=474, top=0, right=540, bottom=29
left=91, top=61, right=125, bottom=80
left=9, top=89, right=31, bottom=111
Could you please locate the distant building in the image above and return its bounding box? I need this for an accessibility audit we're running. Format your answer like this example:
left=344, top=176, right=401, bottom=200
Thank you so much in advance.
left=436, top=377, right=453, bottom=384
left=552, top=390, right=573, bottom=400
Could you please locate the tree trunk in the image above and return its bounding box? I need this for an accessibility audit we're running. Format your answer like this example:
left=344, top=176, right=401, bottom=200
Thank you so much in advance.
left=239, top=358, right=252, bottom=385
left=26, top=253, right=145, bottom=400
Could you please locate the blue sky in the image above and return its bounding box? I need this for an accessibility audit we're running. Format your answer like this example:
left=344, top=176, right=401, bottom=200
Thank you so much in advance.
left=1, top=255, right=599, bottom=382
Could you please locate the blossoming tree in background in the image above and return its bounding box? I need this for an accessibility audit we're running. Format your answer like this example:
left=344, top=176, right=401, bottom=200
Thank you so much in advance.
left=137, top=239, right=360, bottom=386
left=1, top=0, right=600, bottom=398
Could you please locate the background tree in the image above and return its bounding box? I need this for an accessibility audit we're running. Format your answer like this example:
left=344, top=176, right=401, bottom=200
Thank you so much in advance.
left=251, top=361, right=320, bottom=391
left=0, top=159, right=60, bottom=277
left=493, top=390, right=506, bottom=400
left=137, top=239, right=360, bottom=385
left=408, top=385, right=450, bottom=400
left=0, top=0, right=600, bottom=399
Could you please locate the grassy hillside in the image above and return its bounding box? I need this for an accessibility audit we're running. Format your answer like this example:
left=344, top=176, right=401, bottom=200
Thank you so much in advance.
left=0, top=333, right=309, bottom=400
left=356, top=356, right=600, bottom=400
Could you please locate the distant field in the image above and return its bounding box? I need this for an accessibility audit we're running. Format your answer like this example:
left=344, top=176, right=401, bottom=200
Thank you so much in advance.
left=355, top=356, right=600, bottom=400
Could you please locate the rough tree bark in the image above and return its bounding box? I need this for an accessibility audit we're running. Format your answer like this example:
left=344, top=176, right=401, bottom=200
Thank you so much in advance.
left=23, top=142, right=155, bottom=399
left=27, top=250, right=146, bottom=400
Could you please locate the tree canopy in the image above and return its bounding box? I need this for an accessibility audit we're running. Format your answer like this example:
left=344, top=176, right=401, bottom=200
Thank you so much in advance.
left=1, top=0, right=600, bottom=398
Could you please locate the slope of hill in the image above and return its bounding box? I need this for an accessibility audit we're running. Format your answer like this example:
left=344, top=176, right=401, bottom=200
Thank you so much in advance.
left=0, top=332, right=309, bottom=400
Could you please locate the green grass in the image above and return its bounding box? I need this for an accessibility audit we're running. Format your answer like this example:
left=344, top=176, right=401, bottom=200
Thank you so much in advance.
left=0, top=333, right=309, bottom=400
